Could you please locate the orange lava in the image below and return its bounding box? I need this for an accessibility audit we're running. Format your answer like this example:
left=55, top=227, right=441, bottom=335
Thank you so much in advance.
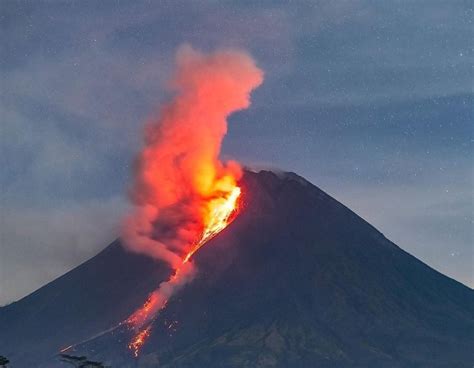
left=128, top=324, right=152, bottom=357
left=184, top=186, right=241, bottom=263
left=127, top=185, right=241, bottom=357
left=126, top=297, right=169, bottom=328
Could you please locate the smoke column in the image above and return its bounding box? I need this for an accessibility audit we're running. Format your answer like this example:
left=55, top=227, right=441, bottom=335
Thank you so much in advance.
left=122, top=45, right=263, bottom=332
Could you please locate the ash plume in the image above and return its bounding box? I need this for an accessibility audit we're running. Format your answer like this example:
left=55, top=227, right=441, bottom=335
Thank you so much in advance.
left=121, top=45, right=263, bottom=333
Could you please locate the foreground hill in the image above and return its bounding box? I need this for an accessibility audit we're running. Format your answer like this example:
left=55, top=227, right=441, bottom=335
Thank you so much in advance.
left=1, top=170, right=472, bottom=367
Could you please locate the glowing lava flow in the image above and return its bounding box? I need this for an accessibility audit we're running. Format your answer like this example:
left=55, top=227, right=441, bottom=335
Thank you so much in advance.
left=127, top=186, right=241, bottom=357
left=184, top=186, right=241, bottom=263
left=128, top=324, right=152, bottom=357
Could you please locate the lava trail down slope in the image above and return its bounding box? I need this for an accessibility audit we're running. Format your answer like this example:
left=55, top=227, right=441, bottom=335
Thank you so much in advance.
left=0, top=170, right=472, bottom=367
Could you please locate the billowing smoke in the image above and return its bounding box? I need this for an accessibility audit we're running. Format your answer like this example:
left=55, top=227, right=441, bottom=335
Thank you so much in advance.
left=122, top=45, right=263, bottom=335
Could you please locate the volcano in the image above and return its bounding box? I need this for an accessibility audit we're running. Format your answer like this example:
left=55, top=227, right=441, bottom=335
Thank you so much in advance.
left=1, top=170, right=473, bottom=367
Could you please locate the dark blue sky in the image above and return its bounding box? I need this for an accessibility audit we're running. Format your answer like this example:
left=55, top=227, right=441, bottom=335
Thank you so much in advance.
left=1, top=1, right=472, bottom=304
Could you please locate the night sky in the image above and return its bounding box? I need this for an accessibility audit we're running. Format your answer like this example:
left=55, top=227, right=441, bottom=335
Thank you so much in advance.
left=1, top=1, right=472, bottom=305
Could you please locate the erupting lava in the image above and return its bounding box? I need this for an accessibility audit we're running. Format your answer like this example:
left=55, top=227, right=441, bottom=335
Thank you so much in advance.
left=184, top=186, right=241, bottom=263
left=128, top=324, right=152, bottom=358
left=121, top=45, right=263, bottom=357
left=127, top=185, right=241, bottom=356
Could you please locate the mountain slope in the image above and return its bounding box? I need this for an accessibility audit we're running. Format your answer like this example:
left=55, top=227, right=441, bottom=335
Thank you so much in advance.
left=1, top=170, right=473, bottom=367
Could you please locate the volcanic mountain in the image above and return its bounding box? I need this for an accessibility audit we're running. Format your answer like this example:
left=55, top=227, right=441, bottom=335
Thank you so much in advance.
left=1, top=170, right=473, bottom=367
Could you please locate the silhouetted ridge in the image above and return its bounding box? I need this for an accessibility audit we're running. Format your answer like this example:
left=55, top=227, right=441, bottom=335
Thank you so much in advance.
left=1, top=169, right=472, bottom=367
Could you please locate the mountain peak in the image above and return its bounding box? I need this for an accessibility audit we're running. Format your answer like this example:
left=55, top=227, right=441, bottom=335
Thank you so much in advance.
left=1, top=170, right=473, bottom=367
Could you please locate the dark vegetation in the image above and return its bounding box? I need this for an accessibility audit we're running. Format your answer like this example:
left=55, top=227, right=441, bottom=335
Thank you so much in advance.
left=59, top=354, right=106, bottom=367
left=0, top=356, right=9, bottom=368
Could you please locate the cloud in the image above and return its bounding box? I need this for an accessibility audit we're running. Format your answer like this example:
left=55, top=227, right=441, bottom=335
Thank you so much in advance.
left=0, top=197, right=126, bottom=305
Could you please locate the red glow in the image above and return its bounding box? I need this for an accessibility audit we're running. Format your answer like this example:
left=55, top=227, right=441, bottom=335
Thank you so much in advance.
left=184, top=186, right=241, bottom=263
left=127, top=186, right=241, bottom=356
left=128, top=324, right=152, bottom=358
left=121, top=45, right=262, bottom=358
